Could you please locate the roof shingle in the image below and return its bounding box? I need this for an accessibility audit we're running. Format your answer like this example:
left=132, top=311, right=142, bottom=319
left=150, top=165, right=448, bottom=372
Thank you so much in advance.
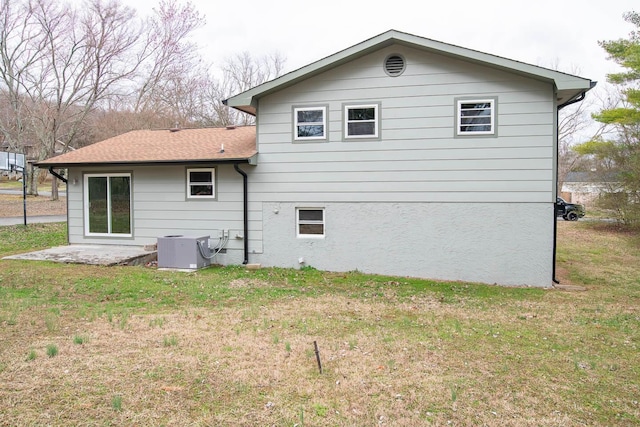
left=37, top=126, right=257, bottom=167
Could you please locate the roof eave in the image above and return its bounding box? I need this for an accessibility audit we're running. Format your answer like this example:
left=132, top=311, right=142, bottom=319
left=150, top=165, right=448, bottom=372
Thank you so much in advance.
left=36, top=154, right=258, bottom=169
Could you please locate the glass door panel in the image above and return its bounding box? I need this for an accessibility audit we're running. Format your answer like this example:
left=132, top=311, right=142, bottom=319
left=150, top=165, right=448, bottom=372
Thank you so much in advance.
left=110, top=176, right=131, bottom=234
left=88, top=176, right=108, bottom=233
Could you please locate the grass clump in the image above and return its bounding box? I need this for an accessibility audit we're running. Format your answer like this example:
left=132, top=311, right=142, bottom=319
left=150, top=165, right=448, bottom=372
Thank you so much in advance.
left=163, top=335, right=178, bottom=347
left=44, top=313, right=59, bottom=332
left=111, top=395, right=122, bottom=411
left=73, top=335, right=87, bottom=345
left=46, top=344, right=58, bottom=358
left=313, top=403, right=329, bottom=417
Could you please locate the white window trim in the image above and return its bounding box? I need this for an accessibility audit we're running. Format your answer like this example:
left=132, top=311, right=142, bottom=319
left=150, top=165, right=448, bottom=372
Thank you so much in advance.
left=83, top=172, right=132, bottom=238
left=294, top=106, right=327, bottom=141
left=456, top=98, right=496, bottom=136
left=344, top=103, right=379, bottom=139
left=296, top=207, right=325, bottom=238
left=187, top=167, right=216, bottom=199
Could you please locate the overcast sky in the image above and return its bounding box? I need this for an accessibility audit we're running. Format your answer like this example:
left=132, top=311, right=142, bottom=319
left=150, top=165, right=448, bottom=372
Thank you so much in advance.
left=171, top=0, right=638, bottom=89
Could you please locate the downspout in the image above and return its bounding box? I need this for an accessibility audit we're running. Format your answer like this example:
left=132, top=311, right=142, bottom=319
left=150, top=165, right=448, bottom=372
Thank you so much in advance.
left=552, top=107, right=561, bottom=285
left=552, top=86, right=593, bottom=284
left=48, top=167, right=68, bottom=184
left=48, top=166, right=70, bottom=244
left=234, top=163, right=249, bottom=264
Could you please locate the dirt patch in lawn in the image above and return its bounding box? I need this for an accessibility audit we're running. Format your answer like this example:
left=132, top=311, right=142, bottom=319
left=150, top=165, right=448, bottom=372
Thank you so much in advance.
left=0, top=194, right=66, bottom=217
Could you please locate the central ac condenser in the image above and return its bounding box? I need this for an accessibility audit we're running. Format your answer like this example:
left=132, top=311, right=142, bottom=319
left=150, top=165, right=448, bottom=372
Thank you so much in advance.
left=157, top=235, right=211, bottom=269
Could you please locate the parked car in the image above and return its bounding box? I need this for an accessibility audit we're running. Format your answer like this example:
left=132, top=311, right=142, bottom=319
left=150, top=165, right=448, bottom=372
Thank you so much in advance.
left=556, top=197, right=586, bottom=221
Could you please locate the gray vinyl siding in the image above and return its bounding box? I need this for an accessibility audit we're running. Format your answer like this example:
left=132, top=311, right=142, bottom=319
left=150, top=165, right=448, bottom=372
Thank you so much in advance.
left=244, top=43, right=560, bottom=286
left=65, top=164, right=257, bottom=262
left=253, top=44, right=555, bottom=205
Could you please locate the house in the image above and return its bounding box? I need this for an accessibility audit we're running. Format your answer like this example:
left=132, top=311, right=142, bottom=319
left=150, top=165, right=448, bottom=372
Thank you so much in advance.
left=561, top=171, right=619, bottom=206
left=37, top=30, right=594, bottom=287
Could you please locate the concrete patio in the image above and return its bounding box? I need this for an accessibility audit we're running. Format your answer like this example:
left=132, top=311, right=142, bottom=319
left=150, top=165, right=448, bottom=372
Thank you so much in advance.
left=3, top=244, right=157, bottom=266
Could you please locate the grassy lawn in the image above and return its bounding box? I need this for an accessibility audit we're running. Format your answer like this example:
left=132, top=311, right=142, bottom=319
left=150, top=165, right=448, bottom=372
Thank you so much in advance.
left=0, top=222, right=638, bottom=426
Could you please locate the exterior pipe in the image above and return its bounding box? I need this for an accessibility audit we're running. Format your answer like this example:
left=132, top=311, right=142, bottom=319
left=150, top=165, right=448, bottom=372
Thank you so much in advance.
left=234, top=163, right=249, bottom=264
left=552, top=103, right=563, bottom=285
left=48, top=167, right=68, bottom=184
left=552, top=192, right=560, bottom=284
left=552, top=98, right=564, bottom=286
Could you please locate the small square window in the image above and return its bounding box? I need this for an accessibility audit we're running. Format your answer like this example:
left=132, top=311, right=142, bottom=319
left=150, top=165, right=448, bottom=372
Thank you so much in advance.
left=456, top=98, right=496, bottom=136
left=187, top=168, right=215, bottom=199
left=294, top=106, right=326, bottom=140
left=297, top=208, right=324, bottom=238
left=344, top=104, right=379, bottom=139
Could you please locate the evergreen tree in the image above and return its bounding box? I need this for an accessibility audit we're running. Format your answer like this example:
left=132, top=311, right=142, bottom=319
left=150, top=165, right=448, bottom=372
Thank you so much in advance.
left=576, top=11, right=640, bottom=226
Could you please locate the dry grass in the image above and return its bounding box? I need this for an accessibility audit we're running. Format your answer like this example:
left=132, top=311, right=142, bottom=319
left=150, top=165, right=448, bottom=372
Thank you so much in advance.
left=0, top=222, right=638, bottom=426
left=0, top=194, right=66, bottom=217
left=0, top=177, right=66, bottom=217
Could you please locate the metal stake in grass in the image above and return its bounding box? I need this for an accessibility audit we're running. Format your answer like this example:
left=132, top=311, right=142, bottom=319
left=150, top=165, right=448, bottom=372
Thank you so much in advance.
left=313, top=341, right=323, bottom=374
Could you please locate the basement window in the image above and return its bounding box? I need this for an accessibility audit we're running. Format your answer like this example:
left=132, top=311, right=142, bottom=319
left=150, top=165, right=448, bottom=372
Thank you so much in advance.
left=297, top=208, right=325, bottom=238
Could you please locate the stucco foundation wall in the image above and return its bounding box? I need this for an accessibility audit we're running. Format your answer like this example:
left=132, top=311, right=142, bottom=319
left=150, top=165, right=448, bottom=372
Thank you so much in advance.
left=253, top=202, right=554, bottom=287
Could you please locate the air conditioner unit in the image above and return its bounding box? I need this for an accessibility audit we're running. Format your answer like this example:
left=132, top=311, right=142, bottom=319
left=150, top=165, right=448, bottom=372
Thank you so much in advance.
left=157, top=235, right=211, bottom=269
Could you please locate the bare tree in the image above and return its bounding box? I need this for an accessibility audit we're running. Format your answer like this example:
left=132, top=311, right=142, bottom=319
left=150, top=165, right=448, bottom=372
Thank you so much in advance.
left=0, top=0, right=47, bottom=164
left=131, top=0, right=205, bottom=118
left=0, top=0, right=210, bottom=199
left=0, top=0, right=148, bottom=197
left=1, top=0, right=284, bottom=201
left=199, top=51, right=286, bottom=127
left=534, top=60, right=600, bottom=195
left=557, top=95, right=596, bottom=195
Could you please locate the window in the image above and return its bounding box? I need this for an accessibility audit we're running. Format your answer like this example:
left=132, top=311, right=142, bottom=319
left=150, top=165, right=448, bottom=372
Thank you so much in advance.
left=297, top=208, right=324, bottom=238
left=344, top=104, right=379, bottom=139
left=294, top=106, right=326, bottom=140
left=84, top=173, right=131, bottom=237
left=456, top=98, right=496, bottom=136
left=187, top=168, right=215, bottom=199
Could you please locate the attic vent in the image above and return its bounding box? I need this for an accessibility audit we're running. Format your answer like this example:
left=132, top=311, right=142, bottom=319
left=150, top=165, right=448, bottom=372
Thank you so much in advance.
left=384, top=54, right=406, bottom=77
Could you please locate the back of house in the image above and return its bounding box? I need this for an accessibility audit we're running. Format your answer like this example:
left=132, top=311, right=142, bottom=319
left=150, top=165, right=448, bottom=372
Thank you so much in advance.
left=225, top=30, right=593, bottom=286
left=39, top=30, right=594, bottom=287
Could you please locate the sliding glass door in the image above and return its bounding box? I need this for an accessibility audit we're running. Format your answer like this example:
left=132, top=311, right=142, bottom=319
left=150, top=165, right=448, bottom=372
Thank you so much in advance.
left=84, top=173, right=131, bottom=236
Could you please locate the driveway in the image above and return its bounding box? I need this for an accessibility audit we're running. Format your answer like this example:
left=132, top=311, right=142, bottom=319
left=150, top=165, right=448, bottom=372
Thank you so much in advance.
left=0, top=188, right=66, bottom=197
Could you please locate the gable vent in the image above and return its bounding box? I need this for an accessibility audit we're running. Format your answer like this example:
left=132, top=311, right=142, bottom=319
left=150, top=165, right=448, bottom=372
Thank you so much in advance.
left=384, top=54, right=406, bottom=77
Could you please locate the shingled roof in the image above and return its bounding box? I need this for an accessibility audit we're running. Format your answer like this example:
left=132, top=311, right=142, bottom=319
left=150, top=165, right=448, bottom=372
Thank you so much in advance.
left=37, top=126, right=257, bottom=167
